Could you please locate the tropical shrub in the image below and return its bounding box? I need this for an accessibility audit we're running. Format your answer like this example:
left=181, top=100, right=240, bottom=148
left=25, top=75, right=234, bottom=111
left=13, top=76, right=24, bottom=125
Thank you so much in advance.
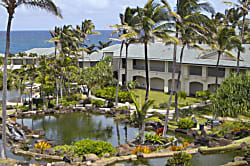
left=94, top=86, right=131, bottom=102
left=132, top=146, right=151, bottom=155
left=34, top=141, right=51, bottom=153
left=212, top=73, right=250, bottom=117
left=177, top=119, right=195, bottom=129
left=196, top=90, right=211, bottom=101
left=66, top=93, right=83, bottom=102
left=145, top=133, right=165, bottom=145
left=91, top=99, right=104, bottom=107
left=178, top=91, right=187, bottom=100
left=167, top=152, right=192, bottom=166
left=156, top=127, right=164, bottom=135
left=159, top=102, right=168, bottom=109
left=53, top=145, right=75, bottom=157
left=74, top=139, right=116, bottom=157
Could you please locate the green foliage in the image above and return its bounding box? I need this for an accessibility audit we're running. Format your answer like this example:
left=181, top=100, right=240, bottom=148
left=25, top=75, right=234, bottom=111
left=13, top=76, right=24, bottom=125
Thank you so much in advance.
left=53, top=145, right=76, bottom=157
left=74, top=139, right=116, bottom=157
left=159, top=102, right=168, bottom=109
left=213, top=73, right=250, bottom=118
left=177, top=118, right=195, bottom=129
left=95, top=86, right=132, bottom=102
left=91, top=99, right=104, bottom=107
left=66, top=93, right=83, bottom=102
left=211, top=121, right=250, bottom=137
left=196, top=90, right=211, bottom=101
left=178, top=91, right=187, bottom=100
left=145, top=133, right=165, bottom=145
left=166, top=152, right=192, bottom=166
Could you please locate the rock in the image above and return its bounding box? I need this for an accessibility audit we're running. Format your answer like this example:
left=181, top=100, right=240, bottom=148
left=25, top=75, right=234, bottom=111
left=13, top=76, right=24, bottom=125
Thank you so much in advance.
left=208, top=140, right=220, bottom=148
left=116, top=144, right=132, bottom=156
left=63, top=156, right=72, bottom=163
left=82, top=154, right=99, bottom=162
left=51, top=162, right=70, bottom=166
left=114, top=164, right=125, bottom=166
left=44, top=148, right=55, bottom=155
left=34, top=129, right=45, bottom=136
left=218, top=138, right=232, bottom=146
left=17, top=161, right=29, bottom=166
left=234, top=156, right=244, bottom=161
left=86, top=161, right=92, bottom=166
left=47, top=141, right=57, bottom=147
left=32, top=135, right=40, bottom=139
left=103, top=153, right=110, bottom=158
left=186, top=143, right=197, bottom=149
left=240, top=142, right=248, bottom=150
left=131, top=155, right=137, bottom=161
left=137, top=152, right=144, bottom=158
left=224, top=133, right=234, bottom=139
left=72, top=157, right=82, bottom=162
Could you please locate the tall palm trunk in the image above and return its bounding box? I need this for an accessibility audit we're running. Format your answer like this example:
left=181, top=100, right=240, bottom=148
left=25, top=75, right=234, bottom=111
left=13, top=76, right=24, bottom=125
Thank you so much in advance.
left=163, top=43, right=177, bottom=137
left=30, top=81, right=33, bottom=111
left=2, top=12, right=14, bottom=160
left=237, top=14, right=246, bottom=76
left=214, top=51, right=221, bottom=119
left=56, top=78, right=59, bottom=106
left=60, top=76, right=63, bottom=100
left=144, top=41, right=150, bottom=102
left=139, top=122, right=146, bottom=144
left=125, top=43, right=129, bottom=91
left=175, top=45, right=185, bottom=122
left=115, top=40, right=125, bottom=106
left=215, top=51, right=221, bottom=88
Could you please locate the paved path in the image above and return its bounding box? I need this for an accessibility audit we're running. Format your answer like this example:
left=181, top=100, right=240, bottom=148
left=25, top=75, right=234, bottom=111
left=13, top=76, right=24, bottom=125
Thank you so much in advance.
left=201, top=115, right=250, bottom=123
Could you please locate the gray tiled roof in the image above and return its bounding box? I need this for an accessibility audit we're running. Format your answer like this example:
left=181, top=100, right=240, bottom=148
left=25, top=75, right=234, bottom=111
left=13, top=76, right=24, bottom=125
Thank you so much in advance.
left=24, top=47, right=56, bottom=56
left=102, top=43, right=250, bottom=68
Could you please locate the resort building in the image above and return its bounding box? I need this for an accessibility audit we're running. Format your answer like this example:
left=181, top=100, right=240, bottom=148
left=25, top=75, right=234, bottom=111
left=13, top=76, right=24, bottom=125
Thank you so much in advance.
left=5, top=43, right=250, bottom=96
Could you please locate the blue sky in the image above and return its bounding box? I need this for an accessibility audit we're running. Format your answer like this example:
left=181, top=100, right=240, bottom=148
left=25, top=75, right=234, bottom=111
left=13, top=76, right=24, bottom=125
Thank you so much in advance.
left=0, top=0, right=238, bottom=31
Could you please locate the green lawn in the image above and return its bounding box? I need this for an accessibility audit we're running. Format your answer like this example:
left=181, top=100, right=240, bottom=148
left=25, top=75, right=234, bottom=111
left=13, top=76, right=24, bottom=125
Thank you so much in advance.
left=132, top=89, right=201, bottom=109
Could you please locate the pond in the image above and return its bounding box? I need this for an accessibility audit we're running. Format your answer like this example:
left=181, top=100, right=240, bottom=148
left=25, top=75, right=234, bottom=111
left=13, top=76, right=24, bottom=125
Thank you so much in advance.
left=8, top=112, right=241, bottom=165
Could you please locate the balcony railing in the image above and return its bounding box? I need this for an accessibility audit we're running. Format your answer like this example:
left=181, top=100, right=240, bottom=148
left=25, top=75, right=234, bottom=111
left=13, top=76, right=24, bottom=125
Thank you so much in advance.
left=150, top=66, right=165, bottom=72
left=133, top=65, right=145, bottom=70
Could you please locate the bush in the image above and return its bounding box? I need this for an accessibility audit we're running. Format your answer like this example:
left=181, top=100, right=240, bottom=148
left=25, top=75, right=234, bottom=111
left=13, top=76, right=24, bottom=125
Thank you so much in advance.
left=196, top=90, right=211, bottom=101
left=178, top=91, right=187, bottom=100
left=177, top=118, right=195, bottom=129
left=159, top=102, right=168, bottom=109
left=94, top=86, right=131, bottom=103
left=91, top=99, right=104, bottom=107
left=167, top=152, right=192, bottom=166
left=74, top=139, right=116, bottom=157
left=213, top=73, right=250, bottom=117
left=145, top=133, right=165, bottom=145
left=66, top=93, right=83, bottom=102
left=107, top=100, right=114, bottom=108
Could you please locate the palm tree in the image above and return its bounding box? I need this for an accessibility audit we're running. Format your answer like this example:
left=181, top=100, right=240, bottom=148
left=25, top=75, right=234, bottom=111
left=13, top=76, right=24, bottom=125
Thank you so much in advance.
left=222, top=0, right=249, bottom=75
left=49, top=26, right=61, bottom=59
left=133, top=0, right=171, bottom=102
left=97, top=41, right=112, bottom=50
left=130, top=93, right=160, bottom=144
left=120, top=7, right=137, bottom=90
left=0, top=0, right=61, bottom=159
left=173, top=0, right=215, bottom=122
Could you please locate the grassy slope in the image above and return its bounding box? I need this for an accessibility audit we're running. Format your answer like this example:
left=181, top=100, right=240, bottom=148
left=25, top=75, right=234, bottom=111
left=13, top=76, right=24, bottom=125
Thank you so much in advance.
left=132, top=89, right=201, bottom=109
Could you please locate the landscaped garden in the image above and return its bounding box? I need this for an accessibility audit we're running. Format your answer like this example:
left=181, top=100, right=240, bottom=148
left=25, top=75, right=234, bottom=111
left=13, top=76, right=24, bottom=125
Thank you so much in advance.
left=0, top=0, right=249, bottom=165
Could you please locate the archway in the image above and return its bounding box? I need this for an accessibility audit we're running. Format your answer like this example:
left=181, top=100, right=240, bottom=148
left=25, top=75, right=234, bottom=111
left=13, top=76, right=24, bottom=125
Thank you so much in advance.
left=150, top=78, right=164, bottom=91
left=133, top=76, right=146, bottom=89
left=189, top=82, right=203, bottom=96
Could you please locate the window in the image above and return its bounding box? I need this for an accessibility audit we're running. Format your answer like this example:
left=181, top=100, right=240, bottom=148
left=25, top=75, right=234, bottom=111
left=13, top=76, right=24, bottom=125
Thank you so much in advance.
left=168, top=62, right=180, bottom=73
left=189, top=66, right=202, bottom=76
left=230, top=68, right=246, bottom=74
left=26, top=59, right=36, bottom=65
left=133, top=60, right=145, bottom=70
left=122, top=58, right=126, bottom=69
left=208, top=67, right=225, bottom=77
left=13, top=59, right=23, bottom=65
left=90, top=62, right=97, bottom=67
left=150, top=61, right=165, bottom=72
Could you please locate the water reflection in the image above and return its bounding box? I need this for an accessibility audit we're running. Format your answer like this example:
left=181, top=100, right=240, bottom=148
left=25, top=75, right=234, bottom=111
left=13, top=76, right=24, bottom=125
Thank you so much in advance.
left=17, top=113, right=139, bottom=146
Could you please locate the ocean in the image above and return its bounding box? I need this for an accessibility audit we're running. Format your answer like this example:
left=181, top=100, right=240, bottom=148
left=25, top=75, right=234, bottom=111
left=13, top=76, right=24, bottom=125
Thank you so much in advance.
left=0, top=30, right=118, bottom=54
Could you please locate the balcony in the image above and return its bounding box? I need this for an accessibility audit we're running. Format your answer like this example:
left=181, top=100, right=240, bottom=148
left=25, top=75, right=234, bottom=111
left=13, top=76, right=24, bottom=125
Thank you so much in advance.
left=133, top=65, right=145, bottom=70
left=150, top=66, right=165, bottom=72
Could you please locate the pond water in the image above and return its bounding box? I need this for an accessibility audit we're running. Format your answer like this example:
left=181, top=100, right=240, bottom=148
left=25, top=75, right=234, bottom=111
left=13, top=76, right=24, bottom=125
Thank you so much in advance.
left=11, top=112, right=240, bottom=165
left=118, top=152, right=242, bottom=166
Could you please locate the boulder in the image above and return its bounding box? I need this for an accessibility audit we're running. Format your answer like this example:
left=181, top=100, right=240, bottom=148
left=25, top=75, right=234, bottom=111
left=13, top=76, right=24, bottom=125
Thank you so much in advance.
left=224, top=133, right=234, bottom=140
left=116, top=144, right=132, bottom=156
left=44, top=148, right=55, bottom=155
left=234, top=156, right=244, bottom=161
left=34, top=129, right=45, bottom=136
left=103, top=153, right=110, bottom=158
left=218, top=138, right=232, bottom=146
left=63, top=156, right=72, bottom=163
left=82, top=154, right=99, bottom=162
left=208, top=140, right=220, bottom=148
